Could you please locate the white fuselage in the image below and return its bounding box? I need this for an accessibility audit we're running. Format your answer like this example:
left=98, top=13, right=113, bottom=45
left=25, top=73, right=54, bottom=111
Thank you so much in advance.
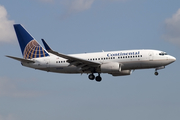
left=10, top=24, right=176, bottom=81
left=22, top=49, right=176, bottom=74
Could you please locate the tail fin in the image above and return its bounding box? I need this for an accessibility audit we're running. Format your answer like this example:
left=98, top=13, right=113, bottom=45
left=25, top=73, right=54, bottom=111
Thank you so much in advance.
left=14, top=24, right=49, bottom=59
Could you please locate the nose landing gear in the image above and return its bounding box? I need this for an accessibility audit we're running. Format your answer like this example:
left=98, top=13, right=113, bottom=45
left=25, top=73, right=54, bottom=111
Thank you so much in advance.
left=154, top=66, right=165, bottom=76
left=154, top=71, right=158, bottom=76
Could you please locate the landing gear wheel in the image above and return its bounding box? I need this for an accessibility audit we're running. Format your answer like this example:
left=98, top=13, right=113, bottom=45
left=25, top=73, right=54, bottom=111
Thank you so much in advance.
left=88, top=74, right=95, bottom=80
left=95, top=76, right=102, bottom=82
left=154, top=71, right=158, bottom=76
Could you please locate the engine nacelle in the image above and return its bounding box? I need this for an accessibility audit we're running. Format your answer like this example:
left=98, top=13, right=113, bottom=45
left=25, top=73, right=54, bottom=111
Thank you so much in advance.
left=110, top=70, right=131, bottom=76
left=101, top=62, right=120, bottom=73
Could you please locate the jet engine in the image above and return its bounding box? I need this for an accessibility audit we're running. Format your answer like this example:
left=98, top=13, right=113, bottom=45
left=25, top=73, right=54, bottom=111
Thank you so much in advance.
left=100, top=62, right=121, bottom=73
left=100, top=62, right=131, bottom=76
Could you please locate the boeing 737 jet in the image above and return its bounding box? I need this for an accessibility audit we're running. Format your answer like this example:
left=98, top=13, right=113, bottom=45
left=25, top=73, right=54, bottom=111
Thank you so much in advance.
left=7, top=24, right=176, bottom=82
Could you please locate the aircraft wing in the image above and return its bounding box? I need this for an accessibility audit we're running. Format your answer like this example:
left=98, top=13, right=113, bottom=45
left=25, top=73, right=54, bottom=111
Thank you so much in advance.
left=6, top=55, right=35, bottom=63
left=42, top=39, right=101, bottom=71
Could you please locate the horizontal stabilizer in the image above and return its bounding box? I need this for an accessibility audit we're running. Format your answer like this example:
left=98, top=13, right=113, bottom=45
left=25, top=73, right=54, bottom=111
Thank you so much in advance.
left=6, top=55, right=35, bottom=63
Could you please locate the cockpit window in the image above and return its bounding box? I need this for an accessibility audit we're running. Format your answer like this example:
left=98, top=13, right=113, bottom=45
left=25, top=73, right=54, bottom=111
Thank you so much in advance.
left=159, top=52, right=167, bottom=56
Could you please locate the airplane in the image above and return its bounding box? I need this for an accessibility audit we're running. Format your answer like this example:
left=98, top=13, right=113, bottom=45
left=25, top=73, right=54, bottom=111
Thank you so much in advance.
left=6, top=24, right=176, bottom=82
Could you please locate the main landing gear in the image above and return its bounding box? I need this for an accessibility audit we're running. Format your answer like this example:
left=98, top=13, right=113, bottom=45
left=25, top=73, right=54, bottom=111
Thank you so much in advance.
left=88, top=73, right=102, bottom=82
left=88, top=74, right=95, bottom=80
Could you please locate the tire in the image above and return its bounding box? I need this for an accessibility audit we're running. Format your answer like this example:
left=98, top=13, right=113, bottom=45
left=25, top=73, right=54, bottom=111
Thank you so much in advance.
left=154, top=72, right=158, bottom=76
left=95, top=76, right=102, bottom=82
left=88, top=74, right=95, bottom=80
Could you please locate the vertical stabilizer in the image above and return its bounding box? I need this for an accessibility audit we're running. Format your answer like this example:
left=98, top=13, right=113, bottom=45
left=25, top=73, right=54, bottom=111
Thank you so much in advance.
left=14, top=24, right=49, bottom=59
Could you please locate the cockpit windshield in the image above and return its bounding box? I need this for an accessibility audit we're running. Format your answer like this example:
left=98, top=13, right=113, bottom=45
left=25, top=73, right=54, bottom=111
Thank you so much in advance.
left=159, top=52, right=167, bottom=56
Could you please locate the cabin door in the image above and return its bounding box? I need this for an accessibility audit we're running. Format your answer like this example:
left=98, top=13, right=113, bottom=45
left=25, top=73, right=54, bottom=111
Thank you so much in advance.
left=149, top=52, right=153, bottom=61
left=44, top=58, right=50, bottom=70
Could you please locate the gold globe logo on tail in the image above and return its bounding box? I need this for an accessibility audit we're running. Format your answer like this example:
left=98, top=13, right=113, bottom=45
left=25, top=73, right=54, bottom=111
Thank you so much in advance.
left=23, top=40, right=49, bottom=59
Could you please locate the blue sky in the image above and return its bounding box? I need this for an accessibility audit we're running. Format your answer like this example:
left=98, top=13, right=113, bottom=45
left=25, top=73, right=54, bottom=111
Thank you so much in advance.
left=0, top=0, right=180, bottom=120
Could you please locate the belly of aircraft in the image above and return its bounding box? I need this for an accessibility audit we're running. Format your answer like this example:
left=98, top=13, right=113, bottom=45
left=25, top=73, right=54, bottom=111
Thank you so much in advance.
left=36, top=59, right=170, bottom=73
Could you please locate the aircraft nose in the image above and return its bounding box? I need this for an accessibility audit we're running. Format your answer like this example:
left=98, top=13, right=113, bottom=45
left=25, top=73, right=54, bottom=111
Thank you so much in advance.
left=169, top=56, right=176, bottom=62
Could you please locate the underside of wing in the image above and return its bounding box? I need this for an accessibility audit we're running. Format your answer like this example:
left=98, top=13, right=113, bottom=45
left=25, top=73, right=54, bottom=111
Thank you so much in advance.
left=41, top=39, right=101, bottom=72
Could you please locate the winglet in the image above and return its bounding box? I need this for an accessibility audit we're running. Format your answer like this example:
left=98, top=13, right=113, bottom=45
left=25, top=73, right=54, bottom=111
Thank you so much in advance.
left=41, top=39, right=52, bottom=51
